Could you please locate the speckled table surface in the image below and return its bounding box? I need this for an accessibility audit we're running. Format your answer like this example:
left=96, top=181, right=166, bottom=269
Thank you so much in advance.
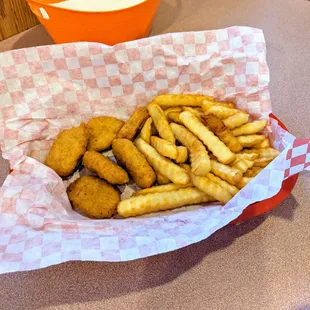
left=0, top=0, right=310, bottom=309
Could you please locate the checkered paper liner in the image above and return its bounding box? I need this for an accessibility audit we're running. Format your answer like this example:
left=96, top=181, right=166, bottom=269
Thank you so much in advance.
left=0, top=27, right=309, bottom=274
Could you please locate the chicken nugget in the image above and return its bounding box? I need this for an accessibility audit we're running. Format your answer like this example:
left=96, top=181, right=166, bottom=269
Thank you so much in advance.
left=87, top=116, right=124, bottom=151
left=117, top=107, right=149, bottom=140
left=83, top=151, right=129, bottom=185
left=67, top=176, right=120, bottom=219
left=112, top=138, right=156, bottom=188
left=45, top=123, right=88, bottom=177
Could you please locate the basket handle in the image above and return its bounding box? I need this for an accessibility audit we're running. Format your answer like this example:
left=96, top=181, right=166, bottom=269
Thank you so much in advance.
left=28, top=3, right=50, bottom=20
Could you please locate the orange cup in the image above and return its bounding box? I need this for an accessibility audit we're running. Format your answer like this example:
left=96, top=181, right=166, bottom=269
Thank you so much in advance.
left=26, top=0, right=161, bottom=45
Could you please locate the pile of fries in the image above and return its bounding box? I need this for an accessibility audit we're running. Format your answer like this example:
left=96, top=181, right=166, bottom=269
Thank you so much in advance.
left=45, top=94, right=280, bottom=219
left=118, top=95, right=279, bottom=217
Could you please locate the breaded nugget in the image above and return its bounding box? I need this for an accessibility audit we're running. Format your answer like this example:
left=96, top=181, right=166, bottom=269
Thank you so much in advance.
left=67, top=176, right=120, bottom=219
left=117, top=107, right=149, bottom=140
left=87, top=116, right=124, bottom=151
left=45, top=123, right=88, bottom=177
left=112, top=138, right=156, bottom=188
left=83, top=151, right=129, bottom=185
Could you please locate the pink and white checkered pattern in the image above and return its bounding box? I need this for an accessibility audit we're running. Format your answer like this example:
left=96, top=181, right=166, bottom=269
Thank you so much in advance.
left=0, top=27, right=309, bottom=274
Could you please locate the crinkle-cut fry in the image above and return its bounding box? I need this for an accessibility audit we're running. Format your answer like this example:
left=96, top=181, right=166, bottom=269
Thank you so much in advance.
left=164, top=107, right=183, bottom=116
left=147, top=103, right=175, bottom=143
left=201, top=99, right=235, bottom=112
left=244, top=167, right=263, bottom=178
left=135, top=138, right=190, bottom=185
left=241, top=147, right=280, bottom=159
left=139, top=117, right=152, bottom=144
left=234, top=153, right=259, bottom=161
left=236, top=177, right=253, bottom=189
left=210, top=160, right=243, bottom=185
left=156, top=171, right=171, bottom=185
left=232, top=158, right=254, bottom=173
left=236, top=135, right=266, bottom=148
left=152, top=94, right=211, bottom=108
left=183, top=107, right=202, bottom=119
left=118, top=187, right=213, bottom=217
left=175, top=146, right=188, bottom=163
left=253, top=157, right=274, bottom=167
left=180, top=111, right=236, bottom=164
left=117, top=107, right=149, bottom=140
left=206, top=173, right=239, bottom=196
left=201, top=114, right=243, bottom=153
left=190, top=141, right=211, bottom=176
left=170, top=123, right=211, bottom=176
left=150, top=136, right=178, bottom=159
left=151, top=121, right=157, bottom=135
left=223, top=112, right=249, bottom=129
left=190, top=171, right=232, bottom=203
left=205, top=105, right=240, bottom=119
left=133, top=183, right=191, bottom=196
left=167, top=112, right=182, bottom=124
left=232, top=119, right=268, bottom=136
left=252, top=138, right=270, bottom=149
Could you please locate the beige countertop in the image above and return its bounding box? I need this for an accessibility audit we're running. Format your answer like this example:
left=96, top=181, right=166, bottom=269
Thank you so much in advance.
left=1, top=0, right=310, bottom=309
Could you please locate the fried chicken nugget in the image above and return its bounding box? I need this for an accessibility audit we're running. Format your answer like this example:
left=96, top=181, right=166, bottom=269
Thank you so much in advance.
left=45, top=123, right=88, bottom=177
left=83, top=151, right=129, bottom=185
left=112, top=138, right=156, bottom=188
left=117, top=107, right=149, bottom=140
left=87, top=116, right=124, bottom=152
left=67, top=176, right=120, bottom=219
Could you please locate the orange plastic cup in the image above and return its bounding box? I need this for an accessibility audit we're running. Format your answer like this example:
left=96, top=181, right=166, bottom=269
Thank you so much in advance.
left=26, top=0, right=161, bottom=45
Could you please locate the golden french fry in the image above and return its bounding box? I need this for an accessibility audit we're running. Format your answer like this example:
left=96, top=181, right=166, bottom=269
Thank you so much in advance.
left=164, top=107, right=183, bottom=116
left=253, top=157, right=274, bottom=167
left=133, top=183, right=191, bottom=196
left=223, top=112, right=249, bottom=129
left=139, top=117, right=152, bottom=144
left=234, top=153, right=259, bottom=161
left=175, top=146, right=188, bottom=163
left=156, top=171, right=171, bottom=185
left=232, top=119, right=268, bottom=136
left=244, top=167, right=263, bottom=178
left=252, top=138, right=270, bottom=149
left=151, top=121, right=157, bottom=135
left=206, top=173, right=239, bottom=195
left=152, top=94, right=210, bottom=108
left=118, top=187, right=214, bottom=217
left=180, top=111, right=236, bottom=164
left=201, top=114, right=243, bottom=153
left=150, top=136, right=178, bottom=160
left=241, top=147, right=280, bottom=159
left=232, top=158, right=254, bottom=173
left=190, top=171, right=232, bottom=203
left=236, top=177, right=253, bottom=189
left=201, top=99, right=235, bottom=112
left=170, top=123, right=211, bottom=176
left=210, top=160, right=243, bottom=185
left=147, top=103, right=175, bottom=144
left=167, top=112, right=182, bottom=124
left=183, top=107, right=202, bottom=119
left=205, top=105, right=240, bottom=119
left=135, top=138, right=190, bottom=185
left=236, top=135, right=266, bottom=147
left=117, top=107, right=149, bottom=140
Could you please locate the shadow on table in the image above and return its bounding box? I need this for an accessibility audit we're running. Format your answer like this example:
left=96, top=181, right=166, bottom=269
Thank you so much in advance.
left=0, top=213, right=267, bottom=310
left=269, top=193, right=299, bottom=221
left=11, top=25, right=54, bottom=51
left=151, top=0, right=183, bottom=35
